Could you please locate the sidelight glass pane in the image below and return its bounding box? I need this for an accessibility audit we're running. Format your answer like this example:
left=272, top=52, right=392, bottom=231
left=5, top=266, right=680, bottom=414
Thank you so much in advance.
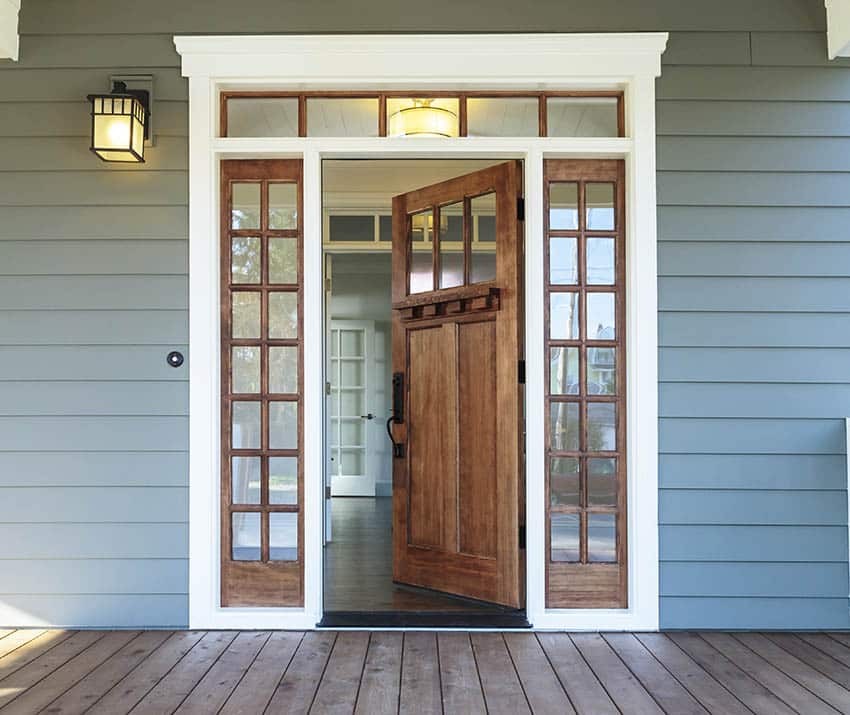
left=439, top=201, right=464, bottom=289
left=588, top=458, right=617, bottom=506
left=226, top=97, right=299, bottom=137
left=550, top=236, right=578, bottom=285
left=587, top=347, right=616, bottom=395
left=232, top=512, right=261, bottom=560
left=587, top=237, right=615, bottom=285
left=467, top=97, right=539, bottom=137
left=546, top=97, right=619, bottom=137
left=232, top=401, right=260, bottom=450
left=269, top=456, right=298, bottom=505
left=232, top=293, right=260, bottom=339
left=231, top=236, right=261, bottom=284
left=550, top=293, right=580, bottom=340
left=549, top=183, right=578, bottom=230
left=269, top=183, right=298, bottom=230
left=269, top=346, right=298, bottom=394
left=586, top=183, right=615, bottom=230
left=587, top=403, right=616, bottom=452
left=307, top=97, right=379, bottom=137
left=231, top=183, right=261, bottom=229
left=269, top=237, right=297, bottom=284
left=232, top=346, right=260, bottom=394
left=550, top=457, right=580, bottom=506
left=550, top=402, right=579, bottom=452
left=551, top=513, right=580, bottom=562
left=586, top=293, right=616, bottom=340
left=550, top=347, right=579, bottom=395
left=588, top=513, right=617, bottom=562
left=231, top=456, right=260, bottom=505
left=471, top=193, right=497, bottom=283
left=269, top=292, right=298, bottom=339
left=270, top=512, right=298, bottom=561
left=269, top=401, right=298, bottom=450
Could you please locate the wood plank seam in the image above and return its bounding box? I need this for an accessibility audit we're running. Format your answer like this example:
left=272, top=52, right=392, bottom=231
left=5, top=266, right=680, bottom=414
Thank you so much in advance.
left=350, top=631, right=372, bottom=713
left=303, top=632, right=339, bottom=713
left=494, top=633, right=534, bottom=713
left=532, top=633, right=580, bottom=712
left=762, top=633, right=850, bottom=693
left=567, top=634, right=622, bottom=710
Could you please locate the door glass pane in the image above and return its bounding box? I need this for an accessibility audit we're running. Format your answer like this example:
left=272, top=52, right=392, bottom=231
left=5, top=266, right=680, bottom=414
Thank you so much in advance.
left=547, top=97, right=619, bottom=137
left=588, top=513, right=616, bottom=562
left=587, top=237, right=615, bottom=285
left=340, top=390, right=364, bottom=416
left=387, top=97, right=459, bottom=137
left=550, top=293, right=580, bottom=340
left=340, top=330, right=364, bottom=357
left=231, top=183, right=261, bottom=229
left=586, top=293, right=615, bottom=340
left=269, top=512, right=298, bottom=561
left=232, top=401, right=260, bottom=449
left=439, top=201, right=464, bottom=289
left=471, top=193, right=497, bottom=283
left=587, top=403, right=616, bottom=451
left=307, top=97, right=379, bottom=137
left=269, top=292, right=298, bottom=338
left=586, top=183, right=615, bottom=230
left=232, top=293, right=260, bottom=339
left=269, top=237, right=297, bottom=284
left=587, top=347, right=616, bottom=395
left=231, top=512, right=261, bottom=560
left=550, top=402, right=579, bottom=452
left=269, top=183, right=298, bottom=230
left=232, top=346, right=260, bottom=394
left=231, top=236, right=261, bottom=284
left=269, top=401, right=298, bottom=450
left=226, top=97, right=298, bottom=137
left=550, top=457, right=580, bottom=506
left=340, top=419, right=364, bottom=446
left=550, top=347, right=579, bottom=395
left=549, top=183, right=578, bottom=230
left=232, top=456, right=260, bottom=505
left=551, top=513, right=580, bottom=562
left=550, top=236, right=578, bottom=285
left=269, top=457, right=298, bottom=505
left=588, top=458, right=617, bottom=506
left=340, top=448, right=365, bottom=475
left=467, top=97, right=539, bottom=137
left=409, top=210, right=433, bottom=293
left=269, top=346, right=298, bottom=394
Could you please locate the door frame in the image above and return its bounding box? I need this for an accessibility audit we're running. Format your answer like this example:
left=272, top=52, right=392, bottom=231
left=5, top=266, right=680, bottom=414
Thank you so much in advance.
left=176, top=32, right=667, bottom=631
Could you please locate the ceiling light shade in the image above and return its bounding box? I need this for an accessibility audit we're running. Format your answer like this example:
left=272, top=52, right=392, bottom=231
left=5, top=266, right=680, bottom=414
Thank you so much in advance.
left=389, top=98, right=458, bottom=138
left=87, top=81, right=149, bottom=162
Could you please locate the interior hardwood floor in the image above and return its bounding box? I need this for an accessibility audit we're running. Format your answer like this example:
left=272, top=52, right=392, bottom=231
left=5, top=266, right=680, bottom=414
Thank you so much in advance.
left=323, top=496, right=508, bottom=613
left=0, top=628, right=848, bottom=713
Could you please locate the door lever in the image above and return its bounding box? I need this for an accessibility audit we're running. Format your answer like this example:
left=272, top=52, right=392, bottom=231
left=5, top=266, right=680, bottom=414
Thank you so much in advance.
left=360, top=413, right=375, bottom=420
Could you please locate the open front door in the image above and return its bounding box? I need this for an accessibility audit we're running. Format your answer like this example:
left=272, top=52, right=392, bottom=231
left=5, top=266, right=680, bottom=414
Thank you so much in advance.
left=390, top=161, right=524, bottom=608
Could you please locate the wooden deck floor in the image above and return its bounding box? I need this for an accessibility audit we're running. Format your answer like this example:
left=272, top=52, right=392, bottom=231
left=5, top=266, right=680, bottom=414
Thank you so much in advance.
left=0, top=629, right=849, bottom=713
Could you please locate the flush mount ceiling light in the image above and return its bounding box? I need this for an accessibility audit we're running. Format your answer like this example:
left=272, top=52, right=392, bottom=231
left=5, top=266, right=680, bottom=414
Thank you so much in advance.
left=87, top=80, right=150, bottom=162
left=389, top=98, right=458, bottom=138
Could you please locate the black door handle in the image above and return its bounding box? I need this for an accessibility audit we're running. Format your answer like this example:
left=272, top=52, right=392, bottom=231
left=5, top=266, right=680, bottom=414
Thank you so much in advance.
left=387, top=372, right=405, bottom=458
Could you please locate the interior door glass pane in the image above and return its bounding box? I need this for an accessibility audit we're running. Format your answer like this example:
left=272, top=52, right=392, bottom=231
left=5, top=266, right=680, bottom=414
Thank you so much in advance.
left=471, top=193, right=497, bottom=283
left=226, top=97, right=299, bottom=138
left=340, top=330, right=364, bottom=357
left=269, top=457, right=298, bottom=505
left=586, top=293, right=615, bottom=340
left=232, top=346, right=260, bottom=394
left=587, top=403, right=616, bottom=451
left=231, top=183, right=261, bottom=229
left=549, top=183, right=578, bottom=230
left=588, top=457, right=617, bottom=506
left=269, top=512, right=298, bottom=561
left=587, top=347, right=616, bottom=395
left=588, top=513, right=616, bottom=562
left=269, top=237, right=297, bottom=284
left=587, top=237, right=615, bottom=285
left=550, top=457, right=580, bottom=506
left=269, top=292, right=298, bottom=338
left=551, top=513, right=580, bottom=562
left=547, top=97, right=619, bottom=137
left=231, top=512, right=261, bottom=560
left=232, top=401, right=260, bottom=449
left=232, top=293, right=260, bottom=339
left=550, top=293, right=580, bottom=340
left=328, top=215, right=374, bottom=242
left=340, top=419, right=364, bottom=446
left=409, top=210, right=433, bottom=293
left=307, top=97, right=379, bottom=137
left=550, top=347, right=579, bottom=395
left=586, top=183, right=615, bottom=230
left=232, top=456, right=260, bottom=505
left=550, top=402, right=579, bottom=452
left=269, top=401, right=298, bottom=450
left=269, top=346, right=298, bottom=394
left=387, top=97, right=459, bottom=137
left=550, top=236, right=578, bottom=285
left=467, top=97, right=539, bottom=137
left=231, top=236, right=261, bottom=283
left=439, top=202, right=464, bottom=289
left=339, top=360, right=364, bottom=387
left=340, top=448, right=365, bottom=475
left=269, top=183, right=298, bottom=230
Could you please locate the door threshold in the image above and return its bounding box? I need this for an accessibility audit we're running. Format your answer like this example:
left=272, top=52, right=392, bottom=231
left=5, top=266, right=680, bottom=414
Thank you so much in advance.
left=318, top=611, right=531, bottom=629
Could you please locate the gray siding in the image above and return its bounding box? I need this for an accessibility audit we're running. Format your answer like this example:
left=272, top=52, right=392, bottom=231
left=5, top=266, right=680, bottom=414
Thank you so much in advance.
left=0, top=0, right=847, bottom=628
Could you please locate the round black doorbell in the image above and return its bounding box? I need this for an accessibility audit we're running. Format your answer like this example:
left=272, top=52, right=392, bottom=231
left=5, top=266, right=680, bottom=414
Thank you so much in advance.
left=167, top=351, right=184, bottom=368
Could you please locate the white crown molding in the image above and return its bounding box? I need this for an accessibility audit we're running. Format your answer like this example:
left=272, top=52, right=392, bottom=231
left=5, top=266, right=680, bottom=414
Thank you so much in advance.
left=826, top=0, right=850, bottom=59
left=0, top=0, right=20, bottom=61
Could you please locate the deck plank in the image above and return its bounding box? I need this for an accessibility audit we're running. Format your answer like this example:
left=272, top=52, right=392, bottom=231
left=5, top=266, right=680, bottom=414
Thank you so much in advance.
left=88, top=631, right=206, bottom=715
left=0, top=631, right=74, bottom=682
left=799, top=633, right=850, bottom=669
left=311, top=631, right=370, bottom=714
left=668, top=632, right=797, bottom=715
left=264, top=630, right=336, bottom=714
left=398, top=632, right=441, bottom=715
left=0, top=631, right=13, bottom=641
left=703, top=632, right=840, bottom=715
left=470, top=633, right=530, bottom=715
left=437, top=632, right=486, bottom=715
left=219, top=631, right=303, bottom=715
left=603, top=633, right=708, bottom=715
left=504, top=633, right=575, bottom=715
left=130, top=631, right=237, bottom=715
left=354, top=632, right=402, bottom=715
left=0, top=630, right=47, bottom=660
left=766, top=633, right=850, bottom=690
left=537, top=632, right=617, bottom=715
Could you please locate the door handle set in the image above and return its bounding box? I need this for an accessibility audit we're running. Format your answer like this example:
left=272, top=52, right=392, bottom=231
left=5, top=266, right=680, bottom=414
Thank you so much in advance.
left=386, top=372, right=405, bottom=458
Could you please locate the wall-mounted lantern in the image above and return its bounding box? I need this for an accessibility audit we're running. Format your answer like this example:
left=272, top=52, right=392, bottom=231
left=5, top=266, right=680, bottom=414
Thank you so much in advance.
left=87, top=80, right=150, bottom=162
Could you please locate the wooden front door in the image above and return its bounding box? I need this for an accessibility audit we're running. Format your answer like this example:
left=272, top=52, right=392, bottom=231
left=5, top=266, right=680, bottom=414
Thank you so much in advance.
left=390, top=161, right=524, bottom=608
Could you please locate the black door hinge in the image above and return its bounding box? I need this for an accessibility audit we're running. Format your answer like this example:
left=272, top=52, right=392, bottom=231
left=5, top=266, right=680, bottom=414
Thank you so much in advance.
left=518, top=524, right=526, bottom=549
left=518, top=359, right=526, bottom=384
left=517, top=197, right=525, bottom=221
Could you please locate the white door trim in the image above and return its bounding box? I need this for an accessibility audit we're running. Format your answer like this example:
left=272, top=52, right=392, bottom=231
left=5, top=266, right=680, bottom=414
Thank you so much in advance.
left=177, top=32, right=667, bottom=631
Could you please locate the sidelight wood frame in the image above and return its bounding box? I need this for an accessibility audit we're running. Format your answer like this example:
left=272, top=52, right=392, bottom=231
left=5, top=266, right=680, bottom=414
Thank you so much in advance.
left=177, top=32, right=665, bottom=631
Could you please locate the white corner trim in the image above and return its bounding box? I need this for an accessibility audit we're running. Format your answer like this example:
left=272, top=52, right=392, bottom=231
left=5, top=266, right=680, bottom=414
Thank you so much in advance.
left=826, top=0, right=850, bottom=59
left=0, top=0, right=20, bottom=61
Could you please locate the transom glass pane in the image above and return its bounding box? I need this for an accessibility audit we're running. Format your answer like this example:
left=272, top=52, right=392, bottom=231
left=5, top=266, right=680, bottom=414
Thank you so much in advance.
left=467, top=97, right=539, bottom=137
left=307, top=97, right=379, bottom=137
left=328, top=215, right=374, bottom=243
left=231, top=183, right=261, bottom=229
left=547, top=97, right=619, bottom=137
left=226, top=98, right=298, bottom=137
left=387, top=97, right=459, bottom=138
left=549, top=183, right=578, bottom=230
